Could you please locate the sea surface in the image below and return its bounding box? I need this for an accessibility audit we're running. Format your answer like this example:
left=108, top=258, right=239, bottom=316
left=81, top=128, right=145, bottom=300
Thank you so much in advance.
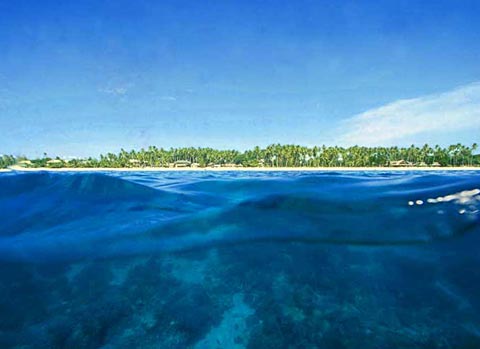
left=1, top=170, right=480, bottom=348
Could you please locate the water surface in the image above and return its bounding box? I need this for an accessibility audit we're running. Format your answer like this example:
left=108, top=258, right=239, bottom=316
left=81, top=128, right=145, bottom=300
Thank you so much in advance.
left=1, top=171, right=479, bottom=348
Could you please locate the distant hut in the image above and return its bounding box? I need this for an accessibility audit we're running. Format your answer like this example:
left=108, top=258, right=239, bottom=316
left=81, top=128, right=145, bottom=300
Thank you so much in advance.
left=389, top=160, right=413, bottom=167
left=191, top=163, right=200, bottom=168
left=47, top=159, right=62, bottom=164
left=174, top=160, right=191, bottom=168
left=431, top=162, right=441, bottom=167
left=18, top=160, right=33, bottom=168
left=46, top=159, right=63, bottom=168
left=128, top=159, right=141, bottom=167
left=389, top=160, right=404, bottom=167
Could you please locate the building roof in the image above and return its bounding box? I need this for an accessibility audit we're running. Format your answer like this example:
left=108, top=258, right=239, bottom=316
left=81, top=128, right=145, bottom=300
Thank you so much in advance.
left=389, top=159, right=413, bottom=167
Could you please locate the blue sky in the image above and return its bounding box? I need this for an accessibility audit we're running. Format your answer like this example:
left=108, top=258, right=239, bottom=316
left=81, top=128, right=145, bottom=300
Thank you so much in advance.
left=1, top=0, right=479, bottom=157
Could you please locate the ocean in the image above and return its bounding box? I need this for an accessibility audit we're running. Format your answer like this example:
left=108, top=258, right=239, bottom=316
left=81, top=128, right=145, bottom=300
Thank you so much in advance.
left=0, top=170, right=479, bottom=348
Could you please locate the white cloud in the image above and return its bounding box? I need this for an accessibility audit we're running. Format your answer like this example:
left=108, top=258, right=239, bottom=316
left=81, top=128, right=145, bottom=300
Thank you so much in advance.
left=339, top=82, right=480, bottom=145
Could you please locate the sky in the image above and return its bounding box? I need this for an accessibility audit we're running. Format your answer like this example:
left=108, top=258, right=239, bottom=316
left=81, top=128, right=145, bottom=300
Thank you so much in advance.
left=0, top=0, right=479, bottom=158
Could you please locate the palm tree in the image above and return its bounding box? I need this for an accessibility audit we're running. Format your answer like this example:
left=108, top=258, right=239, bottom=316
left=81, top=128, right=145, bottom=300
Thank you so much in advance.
left=16, top=143, right=480, bottom=169
left=471, top=143, right=478, bottom=166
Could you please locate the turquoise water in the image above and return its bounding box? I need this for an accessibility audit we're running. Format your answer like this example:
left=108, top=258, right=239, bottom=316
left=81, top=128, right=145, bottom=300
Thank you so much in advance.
left=0, top=171, right=479, bottom=348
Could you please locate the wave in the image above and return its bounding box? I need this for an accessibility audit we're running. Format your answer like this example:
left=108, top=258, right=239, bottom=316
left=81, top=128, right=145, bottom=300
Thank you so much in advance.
left=0, top=171, right=479, bottom=262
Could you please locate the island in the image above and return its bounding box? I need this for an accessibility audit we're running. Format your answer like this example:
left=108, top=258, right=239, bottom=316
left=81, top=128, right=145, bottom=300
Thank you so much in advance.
left=1, top=143, right=478, bottom=171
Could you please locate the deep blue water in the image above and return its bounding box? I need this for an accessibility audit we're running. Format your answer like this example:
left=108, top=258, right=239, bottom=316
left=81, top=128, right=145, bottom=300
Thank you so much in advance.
left=0, top=170, right=479, bottom=348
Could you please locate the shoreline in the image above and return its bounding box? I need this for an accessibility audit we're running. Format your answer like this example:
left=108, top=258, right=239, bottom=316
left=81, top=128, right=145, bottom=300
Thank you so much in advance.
left=2, top=166, right=480, bottom=172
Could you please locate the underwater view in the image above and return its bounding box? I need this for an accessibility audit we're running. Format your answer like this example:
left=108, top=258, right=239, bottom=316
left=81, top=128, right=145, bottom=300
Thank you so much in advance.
left=1, top=170, right=480, bottom=348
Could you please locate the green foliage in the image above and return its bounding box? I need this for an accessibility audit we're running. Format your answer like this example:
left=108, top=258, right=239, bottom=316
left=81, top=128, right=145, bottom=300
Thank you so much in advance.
left=2, top=143, right=479, bottom=168
left=0, top=155, right=16, bottom=168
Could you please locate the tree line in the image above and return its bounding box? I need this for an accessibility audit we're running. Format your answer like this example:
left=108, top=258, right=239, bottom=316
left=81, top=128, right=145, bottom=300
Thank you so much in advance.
left=1, top=143, right=479, bottom=169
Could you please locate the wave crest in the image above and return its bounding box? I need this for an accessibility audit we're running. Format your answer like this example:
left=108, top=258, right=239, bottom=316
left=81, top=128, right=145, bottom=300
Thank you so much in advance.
left=0, top=171, right=479, bottom=262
